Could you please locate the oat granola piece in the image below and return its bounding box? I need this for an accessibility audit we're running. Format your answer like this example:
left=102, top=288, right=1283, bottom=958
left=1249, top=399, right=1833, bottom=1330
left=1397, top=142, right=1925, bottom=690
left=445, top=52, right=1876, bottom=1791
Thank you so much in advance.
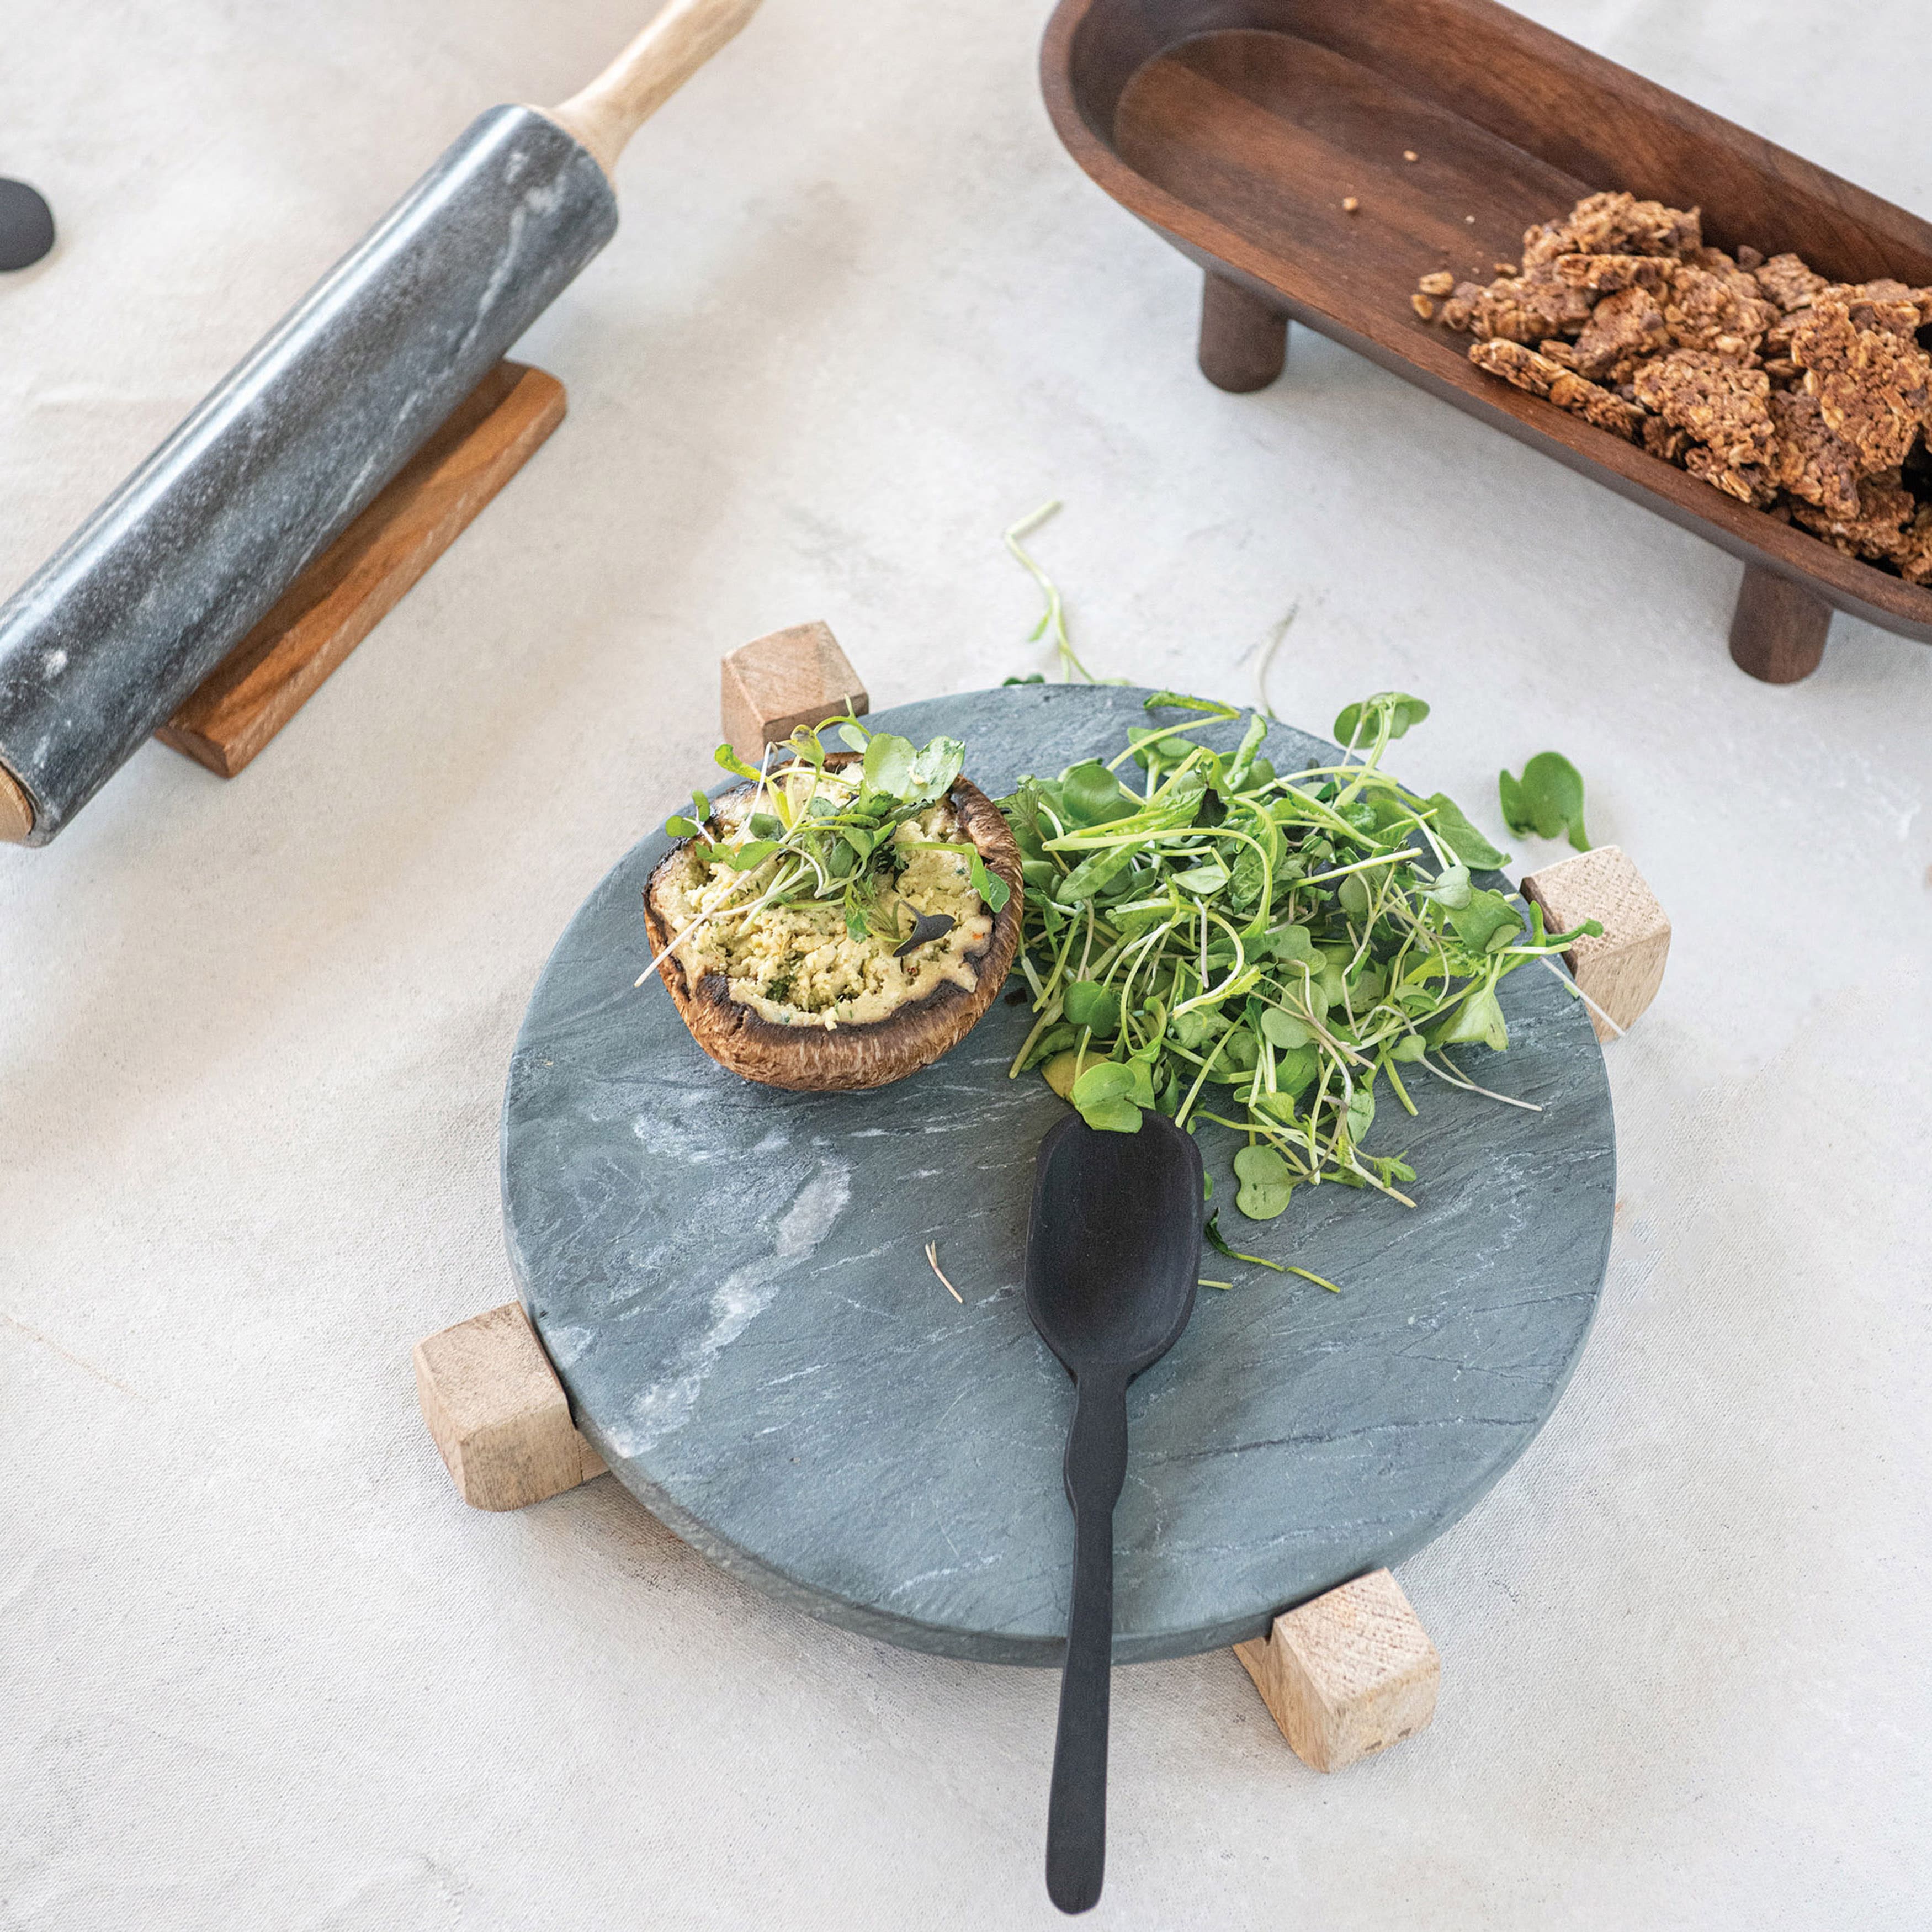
left=1631, top=349, right=1775, bottom=466
left=1663, top=261, right=1778, bottom=356
left=1537, top=338, right=1583, bottom=370
left=1790, top=298, right=1932, bottom=470
left=1411, top=293, right=1436, bottom=320
left=1570, top=284, right=1671, bottom=378
left=1896, top=506, right=1932, bottom=583
left=1418, top=270, right=1456, bottom=297
left=1753, top=252, right=1828, bottom=314
left=1820, top=281, right=1924, bottom=340
left=1788, top=470, right=1917, bottom=561
left=1641, top=415, right=1690, bottom=463
left=1563, top=190, right=1702, bottom=260
left=1493, top=261, right=1519, bottom=278
left=1468, top=340, right=1641, bottom=438
left=1683, top=445, right=1779, bottom=506
left=1768, top=389, right=1862, bottom=519
left=1469, top=269, right=1594, bottom=343
left=1763, top=357, right=1802, bottom=387
left=1440, top=280, right=1483, bottom=331
left=1552, top=252, right=1671, bottom=296
left=1736, top=244, right=1764, bottom=270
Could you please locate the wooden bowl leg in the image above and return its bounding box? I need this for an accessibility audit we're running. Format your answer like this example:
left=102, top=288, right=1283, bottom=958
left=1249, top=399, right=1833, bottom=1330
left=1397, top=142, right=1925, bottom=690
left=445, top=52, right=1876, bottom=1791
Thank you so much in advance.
left=1728, top=565, right=1830, bottom=683
left=1198, top=272, right=1287, bottom=393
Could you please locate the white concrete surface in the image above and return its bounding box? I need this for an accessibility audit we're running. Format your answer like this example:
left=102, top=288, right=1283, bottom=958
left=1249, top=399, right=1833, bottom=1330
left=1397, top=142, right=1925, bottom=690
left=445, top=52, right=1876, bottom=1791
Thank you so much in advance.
left=2, top=1, right=1927, bottom=1925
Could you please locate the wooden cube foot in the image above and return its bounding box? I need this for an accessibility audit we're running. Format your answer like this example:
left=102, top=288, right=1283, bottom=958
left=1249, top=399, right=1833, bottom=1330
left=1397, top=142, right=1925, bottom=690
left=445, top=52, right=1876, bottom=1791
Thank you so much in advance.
left=1234, top=1569, right=1440, bottom=1772
left=1520, top=844, right=1670, bottom=1039
left=721, top=619, right=868, bottom=762
left=156, top=360, right=566, bottom=778
left=1198, top=272, right=1288, bottom=393
left=1728, top=564, right=1829, bottom=684
left=414, top=1302, right=605, bottom=1512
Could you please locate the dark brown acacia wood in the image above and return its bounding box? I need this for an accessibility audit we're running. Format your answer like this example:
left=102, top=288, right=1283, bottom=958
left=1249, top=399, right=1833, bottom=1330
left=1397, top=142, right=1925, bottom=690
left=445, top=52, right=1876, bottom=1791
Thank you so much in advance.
left=1728, top=565, right=1832, bottom=683
left=1039, top=0, right=1932, bottom=657
left=1199, top=270, right=1289, bottom=390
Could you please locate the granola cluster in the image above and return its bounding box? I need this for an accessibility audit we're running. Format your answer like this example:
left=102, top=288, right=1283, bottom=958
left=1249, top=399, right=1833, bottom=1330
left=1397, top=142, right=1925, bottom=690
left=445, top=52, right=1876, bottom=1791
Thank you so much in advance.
left=1413, top=190, right=1932, bottom=581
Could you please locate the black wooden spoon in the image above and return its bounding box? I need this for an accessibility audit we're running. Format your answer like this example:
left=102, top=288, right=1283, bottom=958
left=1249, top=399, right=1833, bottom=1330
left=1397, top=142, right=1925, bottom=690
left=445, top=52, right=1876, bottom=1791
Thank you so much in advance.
left=1024, top=1112, right=1205, bottom=1914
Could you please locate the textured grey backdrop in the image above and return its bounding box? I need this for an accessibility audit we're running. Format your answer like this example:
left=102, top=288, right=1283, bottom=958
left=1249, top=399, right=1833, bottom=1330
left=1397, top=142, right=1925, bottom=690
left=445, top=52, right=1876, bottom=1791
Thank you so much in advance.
left=2, top=1, right=1927, bottom=1926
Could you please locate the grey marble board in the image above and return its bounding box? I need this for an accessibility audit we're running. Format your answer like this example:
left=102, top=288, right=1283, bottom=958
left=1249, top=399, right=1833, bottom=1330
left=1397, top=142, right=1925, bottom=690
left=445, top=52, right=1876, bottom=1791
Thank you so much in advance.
left=502, top=684, right=1615, bottom=1665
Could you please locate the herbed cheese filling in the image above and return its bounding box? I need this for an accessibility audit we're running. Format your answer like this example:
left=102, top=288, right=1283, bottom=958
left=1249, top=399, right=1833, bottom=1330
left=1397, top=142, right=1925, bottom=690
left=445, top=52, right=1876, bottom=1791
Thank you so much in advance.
left=657, top=771, right=992, bottom=1029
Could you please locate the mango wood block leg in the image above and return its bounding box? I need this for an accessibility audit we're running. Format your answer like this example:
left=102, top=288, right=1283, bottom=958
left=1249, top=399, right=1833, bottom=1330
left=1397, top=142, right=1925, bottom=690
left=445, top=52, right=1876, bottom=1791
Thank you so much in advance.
left=156, top=360, right=567, bottom=778
left=1520, top=844, right=1670, bottom=1041
left=1198, top=272, right=1288, bottom=394
left=721, top=619, right=869, bottom=763
left=1234, top=1569, right=1440, bottom=1772
left=1728, top=564, right=1830, bottom=684
left=414, top=1302, right=606, bottom=1512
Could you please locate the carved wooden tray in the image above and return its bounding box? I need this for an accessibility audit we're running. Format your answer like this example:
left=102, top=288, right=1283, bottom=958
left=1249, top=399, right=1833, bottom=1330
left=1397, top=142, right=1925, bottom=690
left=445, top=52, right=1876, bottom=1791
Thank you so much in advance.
left=1040, top=0, right=1932, bottom=682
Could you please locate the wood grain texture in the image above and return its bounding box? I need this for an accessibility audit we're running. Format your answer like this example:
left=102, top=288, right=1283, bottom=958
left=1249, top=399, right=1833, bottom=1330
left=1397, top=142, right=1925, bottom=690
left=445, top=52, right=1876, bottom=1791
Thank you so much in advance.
left=413, top=1302, right=606, bottom=1513
left=1041, top=0, right=1932, bottom=651
left=1521, top=843, right=1670, bottom=1039
left=1233, top=1568, right=1440, bottom=1772
left=720, top=619, right=869, bottom=762
left=156, top=362, right=565, bottom=779
left=1199, top=270, right=1289, bottom=391
left=1729, top=564, right=1832, bottom=684
left=0, top=762, right=31, bottom=843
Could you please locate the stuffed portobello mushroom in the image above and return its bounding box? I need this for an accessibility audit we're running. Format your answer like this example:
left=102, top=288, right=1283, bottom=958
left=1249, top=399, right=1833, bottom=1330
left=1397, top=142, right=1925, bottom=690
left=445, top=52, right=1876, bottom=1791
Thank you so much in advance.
left=642, top=724, right=1023, bottom=1092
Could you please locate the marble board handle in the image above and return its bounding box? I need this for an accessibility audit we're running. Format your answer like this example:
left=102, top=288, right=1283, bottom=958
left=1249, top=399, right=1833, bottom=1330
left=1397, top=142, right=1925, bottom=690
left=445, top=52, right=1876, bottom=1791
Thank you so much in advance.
left=545, top=0, right=767, bottom=180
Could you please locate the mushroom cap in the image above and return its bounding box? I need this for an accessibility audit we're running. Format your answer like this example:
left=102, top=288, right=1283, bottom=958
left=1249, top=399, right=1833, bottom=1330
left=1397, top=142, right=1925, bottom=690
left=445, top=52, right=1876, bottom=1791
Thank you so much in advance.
left=642, top=769, right=1024, bottom=1092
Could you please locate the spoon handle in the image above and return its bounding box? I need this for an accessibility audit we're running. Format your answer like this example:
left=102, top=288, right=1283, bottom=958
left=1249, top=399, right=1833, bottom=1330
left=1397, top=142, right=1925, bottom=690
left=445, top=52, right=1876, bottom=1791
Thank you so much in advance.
left=1047, top=1372, right=1128, bottom=1915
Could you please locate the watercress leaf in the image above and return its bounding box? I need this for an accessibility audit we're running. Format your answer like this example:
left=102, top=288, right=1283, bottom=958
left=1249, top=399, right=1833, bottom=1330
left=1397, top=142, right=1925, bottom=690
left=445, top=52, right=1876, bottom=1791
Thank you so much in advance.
left=1173, top=862, right=1230, bottom=896
left=747, top=811, right=785, bottom=840
left=1272, top=1043, right=1319, bottom=1095
left=1042, top=1047, right=1104, bottom=1098
left=1426, top=793, right=1510, bottom=869
left=859, top=732, right=916, bottom=798
left=907, top=735, right=965, bottom=802
left=841, top=827, right=875, bottom=860
left=719, top=840, right=779, bottom=870
left=1259, top=1009, right=1312, bottom=1049
left=1447, top=888, right=1524, bottom=953
left=1334, top=691, right=1430, bottom=748
left=1435, top=986, right=1510, bottom=1052
left=1423, top=861, right=1472, bottom=910
left=1233, top=1143, right=1296, bottom=1220
left=1224, top=712, right=1270, bottom=790
left=1064, top=981, right=1122, bottom=1034
left=1267, top=922, right=1317, bottom=963
left=665, top=815, right=704, bottom=839
left=1337, top=873, right=1371, bottom=920
left=714, top=742, right=762, bottom=782
left=1499, top=752, right=1590, bottom=848
left=1055, top=846, right=1136, bottom=905
left=1390, top=1033, right=1427, bottom=1062
left=967, top=850, right=1012, bottom=913
left=1060, top=760, right=1135, bottom=827
left=1071, top=1060, right=1143, bottom=1134
left=836, top=723, right=870, bottom=753
left=1346, top=1082, right=1376, bottom=1141
left=843, top=901, right=869, bottom=942
left=1021, top=859, right=1059, bottom=890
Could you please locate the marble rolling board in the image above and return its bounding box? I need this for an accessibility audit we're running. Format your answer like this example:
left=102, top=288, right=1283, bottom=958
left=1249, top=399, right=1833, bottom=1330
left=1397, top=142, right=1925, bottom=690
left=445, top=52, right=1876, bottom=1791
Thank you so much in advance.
left=501, top=684, right=1615, bottom=1665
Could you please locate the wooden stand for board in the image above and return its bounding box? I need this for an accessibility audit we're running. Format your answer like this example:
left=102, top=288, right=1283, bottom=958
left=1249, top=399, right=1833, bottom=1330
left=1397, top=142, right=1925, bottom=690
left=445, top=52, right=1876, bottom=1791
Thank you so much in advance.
left=411, top=620, right=1670, bottom=1775
left=154, top=360, right=567, bottom=778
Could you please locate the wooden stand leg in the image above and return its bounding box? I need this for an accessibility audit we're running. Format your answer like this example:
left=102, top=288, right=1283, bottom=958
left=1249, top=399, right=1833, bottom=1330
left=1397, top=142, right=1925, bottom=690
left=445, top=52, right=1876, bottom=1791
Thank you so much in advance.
left=1198, top=272, right=1288, bottom=393
left=156, top=360, right=567, bottom=778
left=1728, top=564, right=1830, bottom=684
left=1520, top=844, right=1670, bottom=1041
left=1234, top=1569, right=1440, bottom=1772
left=414, top=1302, right=606, bottom=1512
left=720, top=619, right=869, bottom=762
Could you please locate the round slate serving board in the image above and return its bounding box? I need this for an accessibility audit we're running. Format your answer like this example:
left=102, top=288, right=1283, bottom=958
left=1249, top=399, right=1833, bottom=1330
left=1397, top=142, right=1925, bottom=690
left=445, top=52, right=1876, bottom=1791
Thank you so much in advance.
left=502, top=685, right=1615, bottom=1664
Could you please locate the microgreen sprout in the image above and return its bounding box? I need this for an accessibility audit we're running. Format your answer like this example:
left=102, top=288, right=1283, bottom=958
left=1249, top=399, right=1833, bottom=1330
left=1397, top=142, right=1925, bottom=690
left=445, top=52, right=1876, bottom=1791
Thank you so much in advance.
left=637, top=713, right=1004, bottom=990
left=1001, top=501, right=1127, bottom=686
left=1499, top=751, right=1592, bottom=851
left=999, top=689, right=1602, bottom=1250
